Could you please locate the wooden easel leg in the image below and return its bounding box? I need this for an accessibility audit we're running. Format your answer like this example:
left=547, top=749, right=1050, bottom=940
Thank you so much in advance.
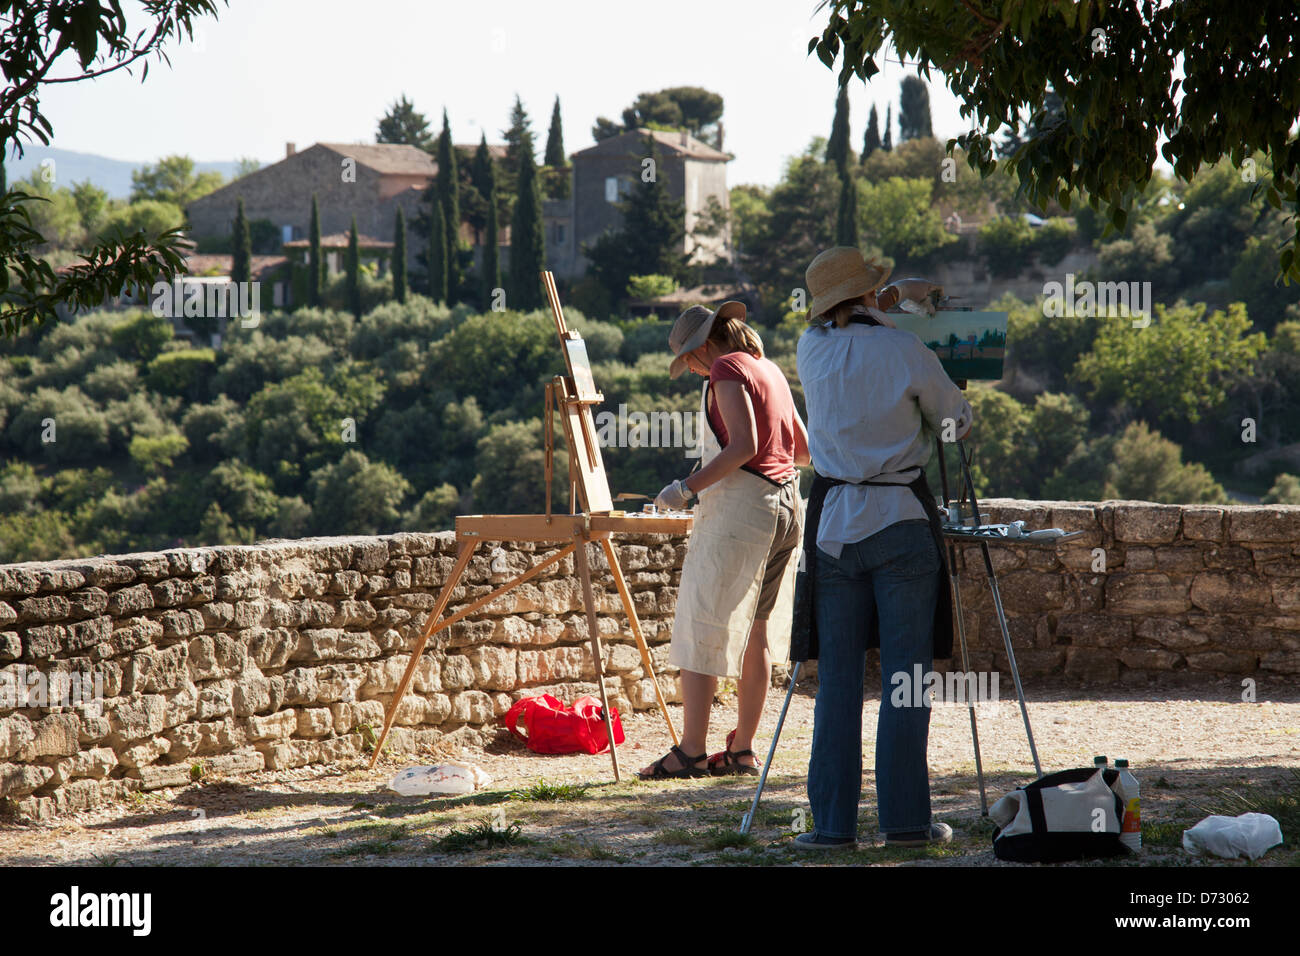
left=574, top=537, right=621, bottom=781
left=600, top=537, right=678, bottom=746
left=369, top=539, right=478, bottom=768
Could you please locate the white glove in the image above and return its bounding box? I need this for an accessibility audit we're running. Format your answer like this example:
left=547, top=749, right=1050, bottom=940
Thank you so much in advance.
left=655, top=479, right=693, bottom=511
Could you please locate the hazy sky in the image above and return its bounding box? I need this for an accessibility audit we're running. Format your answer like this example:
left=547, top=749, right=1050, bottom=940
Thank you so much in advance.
left=33, top=0, right=973, bottom=187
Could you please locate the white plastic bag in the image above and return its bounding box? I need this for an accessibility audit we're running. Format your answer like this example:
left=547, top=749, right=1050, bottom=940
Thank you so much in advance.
left=1182, top=812, right=1283, bottom=860
left=389, top=761, right=492, bottom=796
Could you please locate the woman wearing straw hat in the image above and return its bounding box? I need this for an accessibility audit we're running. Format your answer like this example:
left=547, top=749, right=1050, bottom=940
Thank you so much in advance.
left=637, top=300, right=809, bottom=779
left=790, top=247, right=973, bottom=849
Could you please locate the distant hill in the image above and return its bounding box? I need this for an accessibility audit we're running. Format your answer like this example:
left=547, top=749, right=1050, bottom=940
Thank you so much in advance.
left=1, top=145, right=259, bottom=198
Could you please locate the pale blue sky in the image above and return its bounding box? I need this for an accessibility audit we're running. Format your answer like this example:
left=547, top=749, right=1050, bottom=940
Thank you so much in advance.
left=33, top=0, right=972, bottom=187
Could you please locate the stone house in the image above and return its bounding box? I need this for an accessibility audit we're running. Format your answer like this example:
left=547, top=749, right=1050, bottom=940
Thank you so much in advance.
left=544, top=127, right=733, bottom=278
left=186, top=143, right=434, bottom=249
left=185, top=132, right=732, bottom=288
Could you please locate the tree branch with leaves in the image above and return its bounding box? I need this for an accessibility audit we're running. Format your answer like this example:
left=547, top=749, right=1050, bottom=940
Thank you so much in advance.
left=0, top=0, right=222, bottom=338
left=810, top=0, right=1300, bottom=280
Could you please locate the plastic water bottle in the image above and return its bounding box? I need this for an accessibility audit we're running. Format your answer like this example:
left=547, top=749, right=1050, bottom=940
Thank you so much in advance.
left=1114, top=759, right=1141, bottom=851
left=1092, top=755, right=1108, bottom=774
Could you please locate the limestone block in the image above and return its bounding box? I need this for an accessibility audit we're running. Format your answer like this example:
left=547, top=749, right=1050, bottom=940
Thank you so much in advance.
left=441, top=655, right=473, bottom=691
left=1118, top=648, right=1183, bottom=670
left=246, top=628, right=298, bottom=669
left=1063, top=647, right=1119, bottom=683
left=449, top=691, right=494, bottom=724
left=159, top=608, right=204, bottom=638
left=296, top=707, right=334, bottom=737
left=1134, top=618, right=1211, bottom=651
left=517, top=646, right=589, bottom=685
left=0, top=714, right=35, bottom=759
left=1104, top=573, right=1191, bottom=615
left=48, top=747, right=117, bottom=786
left=1189, top=571, right=1273, bottom=613
left=1185, top=651, right=1257, bottom=673
left=163, top=682, right=199, bottom=729
left=119, top=737, right=171, bottom=769
left=1228, top=508, right=1300, bottom=543
left=1111, top=504, right=1182, bottom=544
left=133, top=763, right=192, bottom=790
left=17, top=594, right=71, bottom=624
left=466, top=646, right=517, bottom=690
left=245, top=710, right=298, bottom=742
left=196, top=680, right=235, bottom=720
left=0, top=763, right=54, bottom=798
left=187, top=634, right=248, bottom=682
left=123, top=643, right=190, bottom=694
left=21, top=624, right=66, bottom=659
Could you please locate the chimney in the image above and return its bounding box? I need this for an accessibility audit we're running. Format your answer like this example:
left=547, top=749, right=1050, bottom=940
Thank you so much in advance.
left=680, top=130, right=688, bottom=146
left=285, top=142, right=296, bottom=158
left=716, top=121, right=724, bottom=151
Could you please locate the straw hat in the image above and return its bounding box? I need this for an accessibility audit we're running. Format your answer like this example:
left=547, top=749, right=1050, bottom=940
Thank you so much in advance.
left=805, top=247, right=892, bottom=320
left=667, top=300, right=747, bottom=379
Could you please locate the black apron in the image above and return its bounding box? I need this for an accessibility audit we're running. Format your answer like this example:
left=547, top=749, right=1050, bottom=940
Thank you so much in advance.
left=789, top=312, right=954, bottom=663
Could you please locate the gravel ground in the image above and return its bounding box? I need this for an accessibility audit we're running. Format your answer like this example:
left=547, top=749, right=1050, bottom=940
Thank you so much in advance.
left=2, top=676, right=1297, bottom=867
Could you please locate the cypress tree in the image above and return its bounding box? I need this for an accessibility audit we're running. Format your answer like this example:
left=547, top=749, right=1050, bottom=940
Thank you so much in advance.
left=346, top=216, right=361, bottom=318
left=392, top=207, right=407, bottom=304
left=231, top=197, right=251, bottom=286
left=482, top=156, right=501, bottom=310
left=308, top=194, right=322, bottom=306
left=428, top=199, right=447, bottom=302
left=883, top=103, right=894, bottom=152
left=508, top=129, right=545, bottom=311
left=470, top=132, right=494, bottom=200
left=825, top=85, right=851, bottom=171
left=862, top=104, right=881, bottom=164
left=835, top=170, right=858, bottom=246
left=436, top=109, right=460, bottom=300
left=501, top=94, right=534, bottom=201
left=544, top=96, right=566, bottom=167
left=899, top=76, right=934, bottom=142
left=543, top=95, right=571, bottom=200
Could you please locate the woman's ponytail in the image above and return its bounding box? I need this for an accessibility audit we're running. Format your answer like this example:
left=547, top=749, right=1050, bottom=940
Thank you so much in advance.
left=707, top=316, right=764, bottom=359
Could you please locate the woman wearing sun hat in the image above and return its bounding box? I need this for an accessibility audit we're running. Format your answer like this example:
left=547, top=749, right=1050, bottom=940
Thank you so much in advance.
left=790, top=246, right=973, bottom=849
left=637, top=299, right=810, bottom=780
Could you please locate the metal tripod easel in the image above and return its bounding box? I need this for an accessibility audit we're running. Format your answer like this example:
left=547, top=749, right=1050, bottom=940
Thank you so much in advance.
left=740, top=433, right=1066, bottom=833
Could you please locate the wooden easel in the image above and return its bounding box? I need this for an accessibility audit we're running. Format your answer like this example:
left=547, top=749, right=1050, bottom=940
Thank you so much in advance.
left=368, top=272, right=691, bottom=780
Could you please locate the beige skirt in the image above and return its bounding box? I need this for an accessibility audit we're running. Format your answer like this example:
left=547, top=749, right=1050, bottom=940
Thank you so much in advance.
left=668, top=468, right=803, bottom=677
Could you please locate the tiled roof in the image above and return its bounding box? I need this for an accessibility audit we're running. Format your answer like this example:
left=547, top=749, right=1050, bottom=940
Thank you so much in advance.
left=573, top=127, right=731, bottom=162
left=316, top=142, right=438, bottom=176
left=315, top=141, right=508, bottom=176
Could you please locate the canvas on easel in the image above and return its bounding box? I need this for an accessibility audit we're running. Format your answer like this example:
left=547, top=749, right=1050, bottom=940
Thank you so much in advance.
left=366, top=272, right=689, bottom=780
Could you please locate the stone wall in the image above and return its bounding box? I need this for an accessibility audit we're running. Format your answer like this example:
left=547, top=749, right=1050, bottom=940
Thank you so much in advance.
left=965, top=500, right=1300, bottom=683
left=1, top=500, right=1297, bottom=819
left=0, top=532, right=685, bottom=820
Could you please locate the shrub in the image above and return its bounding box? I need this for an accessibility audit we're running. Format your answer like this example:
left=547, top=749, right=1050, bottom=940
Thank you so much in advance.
left=978, top=216, right=1035, bottom=277
left=145, top=348, right=216, bottom=400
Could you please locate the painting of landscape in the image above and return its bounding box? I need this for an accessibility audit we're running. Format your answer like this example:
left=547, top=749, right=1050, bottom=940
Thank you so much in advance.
left=890, top=310, right=1008, bottom=381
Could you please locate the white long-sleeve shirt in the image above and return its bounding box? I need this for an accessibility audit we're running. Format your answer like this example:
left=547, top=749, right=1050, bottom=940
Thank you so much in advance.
left=796, top=309, right=974, bottom=558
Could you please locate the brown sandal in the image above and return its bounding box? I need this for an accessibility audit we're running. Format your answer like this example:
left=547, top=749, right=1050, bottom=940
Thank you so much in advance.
left=638, top=745, right=708, bottom=780
left=707, top=729, right=761, bottom=776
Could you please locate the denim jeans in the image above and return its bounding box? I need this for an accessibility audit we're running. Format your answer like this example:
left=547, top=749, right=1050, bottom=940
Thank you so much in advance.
left=806, top=519, right=940, bottom=838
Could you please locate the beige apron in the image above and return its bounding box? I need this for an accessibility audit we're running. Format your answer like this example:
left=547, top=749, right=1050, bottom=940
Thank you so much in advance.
left=668, top=380, right=803, bottom=677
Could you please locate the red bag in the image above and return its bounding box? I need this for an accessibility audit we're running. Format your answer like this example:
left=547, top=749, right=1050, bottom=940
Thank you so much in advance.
left=503, top=694, right=625, bottom=755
